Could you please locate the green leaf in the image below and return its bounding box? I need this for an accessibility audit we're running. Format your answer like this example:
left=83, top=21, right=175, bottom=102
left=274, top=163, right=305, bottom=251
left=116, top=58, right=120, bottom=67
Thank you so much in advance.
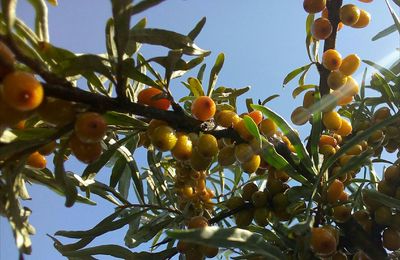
left=121, top=58, right=159, bottom=87
left=243, top=115, right=261, bottom=143
left=363, top=60, right=396, bottom=82
left=27, top=0, right=49, bottom=41
left=372, top=24, right=397, bottom=41
left=126, top=18, right=147, bottom=56
left=307, top=91, right=321, bottom=167
left=305, top=14, right=315, bottom=62
left=292, top=84, right=317, bottom=99
left=283, top=64, right=312, bottom=86
left=105, top=18, right=117, bottom=62
left=187, top=77, right=205, bottom=97
left=372, top=72, right=397, bottom=109
left=207, top=53, right=225, bottom=96
left=2, top=0, right=17, bottom=32
left=188, top=17, right=206, bottom=40
left=111, top=0, right=132, bottom=57
left=261, top=94, right=280, bottom=105
left=384, top=0, right=400, bottom=37
left=252, top=104, right=314, bottom=173
left=129, top=28, right=211, bottom=56
left=128, top=0, right=165, bottom=16
left=167, top=227, right=284, bottom=260
left=363, top=189, right=400, bottom=209
left=321, top=113, right=400, bottom=173
left=149, top=56, right=204, bottom=78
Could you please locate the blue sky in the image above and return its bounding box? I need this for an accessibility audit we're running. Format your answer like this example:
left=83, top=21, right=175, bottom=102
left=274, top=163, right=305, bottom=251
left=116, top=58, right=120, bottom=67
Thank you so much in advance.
left=0, top=0, right=398, bottom=259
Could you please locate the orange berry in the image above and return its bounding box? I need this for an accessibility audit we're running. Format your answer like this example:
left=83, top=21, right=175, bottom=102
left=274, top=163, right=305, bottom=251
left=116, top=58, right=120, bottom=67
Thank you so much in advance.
left=233, top=119, right=253, bottom=141
left=74, top=112, right=107, bottom=144
left=214, top=110, right=240, bottom=128
left=1, top=71, right=43, bottom=111
left=14, top=120, right=26, bottom=130
left=187, top=216, right=208, bottom=229
left=352, top=9, right=370, bottom=28
left=191, top=96, right=216, bottom=121
left=303, top=90, right=315, bottom=109
left=339, top=55, right=360, bottom=76
left=328, top=71, right=348, bottom=90
left=38, top=141, right=57, bottom=156
left=259, top=118, right=277, bottom=137
left=197, top=134, right=219, bottom=158
left=321, top=8, right=344, bottom=31
left=333, top=205, right=352, bottom=222
left=291, top=106, right=311, bottom=126
left=319, top=134, right=337, bottom=148
left=312, top=18, right=332, bottom=40
left=69, top=135, right=102, bottom=164
left=38, top=98, right=76, bottom=126
left=171, top=133, right=193, bottom=161
left=322, top=111, right=342, bottom=131
left=335, top=118, right=352, bottom=137
left=234, top=143, right=254, bottom=163
left=149, top=125, right=177, bottom=152
left=0, top=41, right=15, bottom=78
left=137, top=87, right=170, bottom=110
left=383, top=228, right=400, bottom=251
left=322, top=49, right=342, bottom=71
left=303, top=0, right=326, bottom=14
left=340, top=4, right=361, bottom=26
left=248, top=110, right=263, bottom=125
left=327, top=179, right=344, bottom=203
left=217, top=146, right=236, bottom=167
left=310, top=227, right=337, bottom=256
left=241, top=154, right=261, bottom=174
left=27, top=151, right=47, bottom=169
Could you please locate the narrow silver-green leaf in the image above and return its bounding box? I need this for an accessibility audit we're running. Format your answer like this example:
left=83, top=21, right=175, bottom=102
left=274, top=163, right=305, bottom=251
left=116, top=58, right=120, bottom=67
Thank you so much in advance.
left=207, top=53, right=224, bottom=96
left=372, top=24, right=396, bottom=41
left=283, top=64, right=312, bottom=86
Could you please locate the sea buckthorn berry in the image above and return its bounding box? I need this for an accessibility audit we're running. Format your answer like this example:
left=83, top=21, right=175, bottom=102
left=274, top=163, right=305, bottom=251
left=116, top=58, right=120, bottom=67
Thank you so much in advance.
left=27, top=151, right=47, bottom=169
left=235, top=209, right=254, bottom=228
left=217, top=146, right=236, bottom=167
left=74, top=112, right=107, bottom=144
left=185, top=248, right=204, bottom=260
left=335, top=118, right=352, bottom=137
left=327, top=179, right=344, bottom=203
left=333, top=205, right=352, bottom=222
left=241, top=154, right=261, bottom=174
left=38, top=141, right=57, bottom=156
left=190, top=148, right=212, bottom=171
left=339, top=54, right=360, bottom=76
left=38, top=98, right=76, bottom=126
left=233, top=119, right=253, bottom=141
left=368, top=129, right=384, bottom=144
left=149, top=125, right=177, bottom=151
left=197, top=134, right=219, bottom=158
left=273, top=169, right=290, bottom=182
left=322, top=8, right=344, bottom=31
left=340, top=4, right=361, bottom=26
left=234, top=143, right=254, bottom=163
left=2, top=71, right=43, bottom=111
left=320, top=144, right=336, bottom=157
left=272, top=192, right=289, bottom=210
left=331, top=251, right=347, bottom=260
left=291, top=106, right=311, bottom=126
left=319, top=134, right=337, bottom=148
left=377, top=180, right=396, bottom=196
left=351, top=9, right=370, bottom=28
left=137, top=87, right=170, bottom=110
left=146, top=119, right=167, bottom=137
left=338, top=191, right=349, bottom=202
left=328, top=71, right=347, bottom=90
left=259, top=118, right=277, bottom=137
left=303, top=0, right=326, bottom=14
left=322, top=111, right=342, bottom=131
left=312, top=18, right=332, bottom=40
left=248, top=110, right=263, bottom=125
left=214, top=110, right=240, bottom=128
left=191, top=96, right=216, bottom=121
left=226, top=196, right=245, bottom=210
left=374, top=206, right=392, bottom=226
left=0, top=41, right=15, bottom=78
left=187, top=216, right=208, bottom=229
left=383, top=228, right=400, bottom=251
left=267, top=179, right=288, bottom=196
left=199, top=245, right=219, bottom=258
left=373, top=107, right=391, bottom=123
left=0, top=96, right=30, bottom=127
left=176, top=240, right=193, bottom=254
left=171, top=133, right=193, bottom=161
left=251, top=191, right=268, bottom=208
left=242, top=182, right=258, bottom=201
left=322, top=49, right=342, bottom=71
left=254, top=208, right=271, bottom=226
left=340, top=76, right=359, bottom=97
left=346, top=144, right=363, bottom=155
left=384, top=165, right=400, bottom=184
left=69, top=135, right=102, bottom=164
left=303, top=90, right=315, bottom=109
left=310, top=227, right=337, bottom=256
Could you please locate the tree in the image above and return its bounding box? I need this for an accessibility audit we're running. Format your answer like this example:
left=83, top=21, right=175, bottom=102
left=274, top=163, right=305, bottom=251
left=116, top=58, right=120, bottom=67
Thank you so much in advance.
left=0, top=0, right=399, bottom=259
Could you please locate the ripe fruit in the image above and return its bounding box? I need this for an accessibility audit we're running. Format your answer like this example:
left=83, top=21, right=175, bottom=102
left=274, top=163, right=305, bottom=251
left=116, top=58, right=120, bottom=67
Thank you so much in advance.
left=38, top=141, right=57, bottom=156
left=187, top=216, right=208, bottom=229
left=339, top=54, right=360, bottom=76
left=197, top=134, right=219, bottom=158
left=303, top=0, right=326, bottom=14
left=254, top=208, right=271, bottom=226
left=251, top=191, right=268, bottom=207
left=234, top=143, right=254, bottom=163
left=235, top=209, right=254, bottom=228
left=217, top=146, right=236, bottom=167
left=199, top=245, right=219, bottom=258
left=303, top=90, right=315, bottom=109
left=1, top=71, right=43, bottom=111
left=383, top=228, right=400, bottom=251
left=310, top=227, right=337, bottom=256
left=340, top=4, right=361, bottom=26
left=248, top=110, right=263, bottom=125
left=137, top=87, right=170, bottom=110
left=233, top=119, right=253, bottom=141
left=259, top=118, right=277, bottom=137
left=214, top=110, right=240, bottom=128
left=242, top=182, right=258, bottom=201
left=352, top=9, right=370, bottom=28
left=226, top=196, right=245, bottom=210
left=384, top=165, right=400, bottom=183
left=69, top=135, right=102, bottom=164
left=171, top=133, right=193, bottom=161
left=322, top=111, right=342, bottom=131
left=328, top=71, right=347, bottom=90
left=335, top=118, right=352, bottom=137
left=27, top=151, right=47, bottom=169
left=333, top=205, right=352, bottom=222
left=374, top=206, right=392, bottom=226
left=191, top=96, right=216, bottom=121
left=327, top=179, right=344, bottom=203
left=74, top=112, right=107, bottom=143
left=322, top=49, right=342, bottom=71
left=0, top=41, right=15, bottom=78
left=190, top=148, right=212, bottom=171
left=38, top=98, right=76, bottom=126
left=149, top=125, right=177, bottom=151
left=320, top=144, right=336, bottom=157
left=291, top=106, right=311, bottom=126
left=312, top=18, right=332, bottom=40
left=0, top=95, right=30, bottom=127
left=241, top=154, right=261, bottom=174
left=319, top=135, right=337, bottom=147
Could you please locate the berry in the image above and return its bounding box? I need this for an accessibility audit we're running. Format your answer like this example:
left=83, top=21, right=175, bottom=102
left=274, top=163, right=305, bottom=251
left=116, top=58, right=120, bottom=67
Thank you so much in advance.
left=328, top=70, right=347, bottom=90
left=38, top=98, right=76, bottom=126
left=352, top=9, right=370, bottom=28
left=310, top=227, right=337, bottom=256
left=187, top=216, right=208, bottom=229
left=38, top=141, right=57, bottom=156
left=1, top=71, right=43, bottom=111
left=241, top=154, right=261, bottom=174
left=254, top=208, right=271, bottom=226
left=383, top=228, right=400, bottom=251
left=251, top=191, right=268, bottom=207
left=235, top=209, right=254, bottom=228
left=197, top=134, right=219, bottom=158
left=327, top=179, right=344, bottom=203
left=291, top=106, right=311, bottom=126
left=69, top=135, right=102, bottom=164
left=217, top=146, right=236, bottom=167
left=233, top=119, right=253, bottom=141
left=322, top=111, right=342, bottom=131
left=191, top=96, right=216, bottom=121
left=312, top=18, right=332, bottom=40
left=322, top=49, right=342, bottom=71
left=214, top=110, right=240, bottom=128
left=242, top=182, right=258, bottom=201
left=171, top=133, right=193, bottom=161
left=303, top=0, right=326, bottom=14
left=27, top=151, right=47, bottom=169
left=234, top=143, right=254, bottom=163
left=226, top=196, right=245, bottom=210
left=74, top=112, right=107, bottom=143
left=0, top=41, right=15, bottom=78
left=339, top=54, right=360, bottom=76
left=190, top=148, right=212, bottom=171
left=248, top=110, right=263, bottom=125
left=340, top=4, right=361, bottom=26
left=335, top=118, right=352, bottom=137
left=303, top=90, right=315, bottom=109
left=149, top=125, right=177, bottom=151
left=137, top=87, right=170, bottom=110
